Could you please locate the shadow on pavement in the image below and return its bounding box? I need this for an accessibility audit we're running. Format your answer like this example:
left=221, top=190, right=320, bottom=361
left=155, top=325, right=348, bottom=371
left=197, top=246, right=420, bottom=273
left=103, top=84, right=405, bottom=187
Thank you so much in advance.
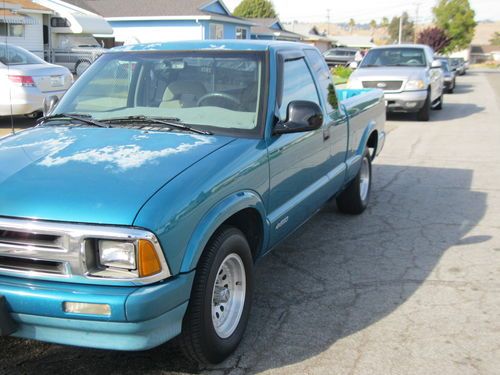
left=388, top=102, right=483, bottom=123
left=0, top=164, right=487, bottom=374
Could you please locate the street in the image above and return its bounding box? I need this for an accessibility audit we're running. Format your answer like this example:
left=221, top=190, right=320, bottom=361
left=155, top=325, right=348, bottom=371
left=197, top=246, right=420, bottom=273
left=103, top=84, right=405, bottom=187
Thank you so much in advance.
left=0, top=69, right=499, bottom=374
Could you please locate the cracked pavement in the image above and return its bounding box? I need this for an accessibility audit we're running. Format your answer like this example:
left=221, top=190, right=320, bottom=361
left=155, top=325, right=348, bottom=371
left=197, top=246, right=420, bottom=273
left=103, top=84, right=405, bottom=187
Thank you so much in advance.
left=1, top=69, right=499, bottom=374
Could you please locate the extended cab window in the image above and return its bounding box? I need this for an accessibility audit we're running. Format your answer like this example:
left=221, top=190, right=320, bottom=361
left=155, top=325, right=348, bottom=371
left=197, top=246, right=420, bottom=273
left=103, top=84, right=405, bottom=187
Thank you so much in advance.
left=279, top=58, right=320, bottom=121
left=305, top=49, right=337, bottom=113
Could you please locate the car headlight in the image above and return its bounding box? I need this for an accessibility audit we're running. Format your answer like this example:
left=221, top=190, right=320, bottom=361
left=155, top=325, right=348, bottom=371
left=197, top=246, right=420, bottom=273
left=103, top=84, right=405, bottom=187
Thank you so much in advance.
left=405, top=80, right=426, bottom=90
left=95, top=239, right=163, bottom=278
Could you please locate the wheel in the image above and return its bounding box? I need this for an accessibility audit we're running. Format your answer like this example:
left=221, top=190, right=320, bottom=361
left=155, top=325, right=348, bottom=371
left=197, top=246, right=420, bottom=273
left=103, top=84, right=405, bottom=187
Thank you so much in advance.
left=179, top=226, right=254, bottom=364
left=416, top=91, right=430, bottom=121
left=336, top=149, right=372, bottom=215
left=435, top=93, right=443, bottom=110
left=448, top=80, right=455, bottom=94
left=75, top=60, right=91, bottom=76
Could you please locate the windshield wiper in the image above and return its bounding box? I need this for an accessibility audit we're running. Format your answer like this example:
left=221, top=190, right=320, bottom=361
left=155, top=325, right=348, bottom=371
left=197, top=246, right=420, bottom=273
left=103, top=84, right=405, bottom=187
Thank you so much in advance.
left=101, top=115, right=213, bottom=135
left=37, top=113, right=110, bottom=128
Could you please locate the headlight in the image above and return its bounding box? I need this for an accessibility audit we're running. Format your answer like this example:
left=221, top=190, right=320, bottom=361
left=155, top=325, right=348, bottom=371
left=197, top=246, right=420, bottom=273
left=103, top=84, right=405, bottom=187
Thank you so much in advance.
left=99, top=240, right=136, bottom=269
left=405, top=80, right=426, bottom=90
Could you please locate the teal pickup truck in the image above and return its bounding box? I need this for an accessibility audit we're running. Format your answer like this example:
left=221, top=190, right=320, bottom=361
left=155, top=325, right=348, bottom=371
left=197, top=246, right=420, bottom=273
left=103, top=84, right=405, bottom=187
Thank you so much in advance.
left=0, top=41, right=385, bottom=364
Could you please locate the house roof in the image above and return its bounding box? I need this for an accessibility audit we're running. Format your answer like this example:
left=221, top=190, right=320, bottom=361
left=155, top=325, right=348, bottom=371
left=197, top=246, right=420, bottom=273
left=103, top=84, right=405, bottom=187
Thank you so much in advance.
left=60, top=0, right=251, bottom=24
left=284, top=23, right=332, bottom=42
left=1, top=0, right=51, bottom=12
left=248, top=18, right=301, bottom=40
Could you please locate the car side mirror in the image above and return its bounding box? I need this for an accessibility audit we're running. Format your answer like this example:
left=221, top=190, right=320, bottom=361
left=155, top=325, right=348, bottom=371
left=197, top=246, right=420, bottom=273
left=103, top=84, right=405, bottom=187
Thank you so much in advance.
left=274, top=100, right=323, bottom=135
left=349, top=61, right=358, bottom=69
left=431, top=60, right=442, bottom=69
left=43, top=95, right=59, bottom=117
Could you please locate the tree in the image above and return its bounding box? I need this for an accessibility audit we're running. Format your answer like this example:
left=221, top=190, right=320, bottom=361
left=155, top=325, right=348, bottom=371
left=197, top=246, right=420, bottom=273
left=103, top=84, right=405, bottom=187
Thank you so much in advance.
left=417, top=27, right=451, bottom=53
left=233, top=0, right=277, bottom=18
left=370, top=19, right=377, bottom=30
left=381, top=17, right=389, bottom=28
left=348, top=18, right=356, bottom=33
left=433, top=0, right=476, bottom=53
left=388, top=12, right=414, bottom=43
left=489, top=32, right=500, bottom=46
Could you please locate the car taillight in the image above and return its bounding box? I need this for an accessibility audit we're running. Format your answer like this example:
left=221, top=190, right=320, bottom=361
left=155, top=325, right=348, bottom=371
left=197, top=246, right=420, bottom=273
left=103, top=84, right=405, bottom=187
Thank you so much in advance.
left=8, top=75, right=36, bottom=87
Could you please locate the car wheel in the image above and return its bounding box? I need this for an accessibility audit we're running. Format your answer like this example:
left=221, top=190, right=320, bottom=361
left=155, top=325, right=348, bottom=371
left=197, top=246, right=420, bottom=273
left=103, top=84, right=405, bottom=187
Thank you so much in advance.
left=179, top=226, right=254, bottom=364
left=336, top=149, right=371, bottom=215
left=75, top=60, right=91, bottom=76
left=435, top=93, right=443, bottom=110
left=416, top=91, right=430, bottom=121
left=448, top=80, right=455, bottom=94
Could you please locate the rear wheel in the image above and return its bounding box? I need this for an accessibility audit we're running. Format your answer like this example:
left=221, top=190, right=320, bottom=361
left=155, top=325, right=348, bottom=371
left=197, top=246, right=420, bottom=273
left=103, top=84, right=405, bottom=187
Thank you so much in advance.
left=179, top=226, right=254, bottom=364
left=75, top=60, right=91, bottom=76
left=336, top=149, right=372, bottom=215
left=416, top=92, right=430, bottom=121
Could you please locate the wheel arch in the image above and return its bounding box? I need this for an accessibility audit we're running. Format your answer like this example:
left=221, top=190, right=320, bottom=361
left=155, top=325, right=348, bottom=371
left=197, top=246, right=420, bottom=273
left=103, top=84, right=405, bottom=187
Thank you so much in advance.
left=180, top=191, right=268, bottom=273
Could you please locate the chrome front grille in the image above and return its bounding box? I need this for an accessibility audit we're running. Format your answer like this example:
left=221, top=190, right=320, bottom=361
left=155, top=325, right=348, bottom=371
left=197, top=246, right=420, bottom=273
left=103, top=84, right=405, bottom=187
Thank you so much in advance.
left=0, top=255, right=66, bottom=275
left=362, top=80, right=403, bottom=91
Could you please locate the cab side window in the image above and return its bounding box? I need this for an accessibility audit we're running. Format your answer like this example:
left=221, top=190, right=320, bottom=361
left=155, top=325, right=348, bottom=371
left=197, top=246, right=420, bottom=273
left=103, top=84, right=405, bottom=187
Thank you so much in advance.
left=279, top=58, right=320, bottom=121
left=305, top=49, right=338, bottom=113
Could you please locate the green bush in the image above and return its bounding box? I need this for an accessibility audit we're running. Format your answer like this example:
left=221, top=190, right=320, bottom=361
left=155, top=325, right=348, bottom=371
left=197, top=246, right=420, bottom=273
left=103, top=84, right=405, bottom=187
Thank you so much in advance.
left=331, top=66, right=353, bottom=79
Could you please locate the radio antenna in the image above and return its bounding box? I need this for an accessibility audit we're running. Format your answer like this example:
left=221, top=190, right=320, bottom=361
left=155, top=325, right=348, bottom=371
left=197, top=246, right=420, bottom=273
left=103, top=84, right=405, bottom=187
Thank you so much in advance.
left=2, top=0, right=15, bottom=134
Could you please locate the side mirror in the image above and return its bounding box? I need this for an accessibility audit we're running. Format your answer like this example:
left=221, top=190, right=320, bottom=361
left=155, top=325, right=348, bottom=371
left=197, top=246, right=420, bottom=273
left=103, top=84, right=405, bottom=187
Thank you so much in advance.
left=43, top=95, right=59, bottom=117
left=349, top=61, right=358, bottom=69
left=431, top=60, right=442, bottom=69
left=274, top=100, right=323, bottom=135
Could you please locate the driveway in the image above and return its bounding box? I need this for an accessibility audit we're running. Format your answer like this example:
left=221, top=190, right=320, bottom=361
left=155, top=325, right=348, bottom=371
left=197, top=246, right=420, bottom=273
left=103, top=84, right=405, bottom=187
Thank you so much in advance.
left=0, top=69, right=499, bottom=375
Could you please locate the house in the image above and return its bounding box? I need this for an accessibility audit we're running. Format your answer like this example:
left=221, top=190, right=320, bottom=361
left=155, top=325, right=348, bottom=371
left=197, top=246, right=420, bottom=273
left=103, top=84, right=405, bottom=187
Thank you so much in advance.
left=284, top=23, right=333, bottom=52
left=61, top=0, right=253, bottom=45
left=249, top=18, right=301, bottom=42
left=1, top=0, right=52, bottom=57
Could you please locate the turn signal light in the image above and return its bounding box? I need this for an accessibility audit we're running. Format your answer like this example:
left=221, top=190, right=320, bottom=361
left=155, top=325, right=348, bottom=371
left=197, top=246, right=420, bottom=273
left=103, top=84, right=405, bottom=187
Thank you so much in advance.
left=8, top=75, right=36, bottom=87
left=138, top=239, right=162, bottom=277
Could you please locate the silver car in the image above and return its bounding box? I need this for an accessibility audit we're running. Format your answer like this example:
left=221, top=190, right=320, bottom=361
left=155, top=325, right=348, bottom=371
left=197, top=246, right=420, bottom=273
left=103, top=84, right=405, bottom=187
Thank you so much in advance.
left=0, top=44, right=73, bottom=117
left=348, top=44, right=444, bottom=121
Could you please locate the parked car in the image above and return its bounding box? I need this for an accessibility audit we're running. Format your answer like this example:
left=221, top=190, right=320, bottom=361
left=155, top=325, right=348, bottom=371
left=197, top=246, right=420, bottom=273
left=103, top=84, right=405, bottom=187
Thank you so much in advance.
left=0, top=43, right=73, bottom=117
left=450, top=57, right=466, bottom=75
left=348, top=44, right=444, bottom=121
left=0, top=40, right=385, bottom=364
left=437, top=58, right=456, bottom=93
left=323, top=47, right=358, bottom=67
left=51, top=35, right=106, bottom=76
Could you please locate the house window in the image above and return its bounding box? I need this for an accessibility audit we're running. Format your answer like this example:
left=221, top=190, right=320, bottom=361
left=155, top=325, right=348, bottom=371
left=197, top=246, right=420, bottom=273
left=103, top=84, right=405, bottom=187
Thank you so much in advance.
left=209, top=23, right=224, bottom=39
left=236, top=27, right=247, bottom=39
left=51, top=17, right=71, bottom=27
left=0, top=23, right=25, bottom=37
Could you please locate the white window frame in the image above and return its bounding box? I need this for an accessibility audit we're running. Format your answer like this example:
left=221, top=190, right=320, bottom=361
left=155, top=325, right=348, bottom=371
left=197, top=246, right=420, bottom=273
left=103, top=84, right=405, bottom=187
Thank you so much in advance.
left=0, top=23, right=25, bottom=37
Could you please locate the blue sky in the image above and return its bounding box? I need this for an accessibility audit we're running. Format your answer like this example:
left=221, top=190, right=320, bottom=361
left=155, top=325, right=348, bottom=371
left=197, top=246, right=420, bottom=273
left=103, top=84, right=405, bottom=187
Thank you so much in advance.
left=225, top=0, right=499, bottom=23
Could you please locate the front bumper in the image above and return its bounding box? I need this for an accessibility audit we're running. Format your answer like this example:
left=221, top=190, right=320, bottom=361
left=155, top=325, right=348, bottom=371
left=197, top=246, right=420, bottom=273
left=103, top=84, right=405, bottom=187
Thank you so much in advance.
left=383, top=90, right=427, bottom=113
left=0, top=271, right=194, bottom=350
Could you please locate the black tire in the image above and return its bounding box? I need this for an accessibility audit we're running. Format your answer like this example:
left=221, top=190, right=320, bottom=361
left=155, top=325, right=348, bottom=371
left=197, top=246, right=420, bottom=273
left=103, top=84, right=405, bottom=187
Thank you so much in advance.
left=336, top=149, right=372, bottom=215
left=448, top=80, right=455, bottom=94
left=416, top=91, right=430, bottom=121
left=435, top=93, right=443, bottom=110
left=179, top=226, right=254, bottom=365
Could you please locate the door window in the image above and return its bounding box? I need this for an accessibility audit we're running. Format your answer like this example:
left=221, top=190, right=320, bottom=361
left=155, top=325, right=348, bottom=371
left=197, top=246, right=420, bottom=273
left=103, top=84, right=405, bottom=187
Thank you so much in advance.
left=279, top=58, right=320, bottom=121
left=305, top=49, right=338, bottom=113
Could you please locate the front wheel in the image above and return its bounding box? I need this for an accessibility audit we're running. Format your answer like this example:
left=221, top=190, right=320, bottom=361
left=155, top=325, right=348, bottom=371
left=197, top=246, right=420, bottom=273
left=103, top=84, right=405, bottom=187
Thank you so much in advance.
left=416, top=92, right=430, bottom=121
left=336, top=149, right=372, bottom=214
left=179, top=226, right=254, bottom=364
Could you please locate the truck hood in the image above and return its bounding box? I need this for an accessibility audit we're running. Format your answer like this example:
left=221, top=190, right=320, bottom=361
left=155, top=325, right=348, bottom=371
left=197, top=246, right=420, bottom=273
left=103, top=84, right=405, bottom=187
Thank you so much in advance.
left=353, top=66, right=426, bottom=81
left=0, top=126, right=234, bottom=225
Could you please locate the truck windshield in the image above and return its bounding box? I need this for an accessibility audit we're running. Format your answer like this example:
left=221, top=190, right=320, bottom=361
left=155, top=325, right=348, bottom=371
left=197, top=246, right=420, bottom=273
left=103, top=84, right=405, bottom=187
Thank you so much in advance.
left=360, top=48, right=427, bottom=67
left=54, top=51, right=264, bottom=134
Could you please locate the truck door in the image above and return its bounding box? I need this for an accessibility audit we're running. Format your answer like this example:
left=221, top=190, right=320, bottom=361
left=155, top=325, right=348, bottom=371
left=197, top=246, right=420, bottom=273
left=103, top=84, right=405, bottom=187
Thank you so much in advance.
left=266, top=51, right=334, bottom=247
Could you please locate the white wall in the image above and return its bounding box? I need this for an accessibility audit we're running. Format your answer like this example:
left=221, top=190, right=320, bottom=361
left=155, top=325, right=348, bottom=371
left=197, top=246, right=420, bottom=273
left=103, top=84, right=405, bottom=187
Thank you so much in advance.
left=1, top=14, right=45, bottom=58
left=110, top=24, right=203, bottom=45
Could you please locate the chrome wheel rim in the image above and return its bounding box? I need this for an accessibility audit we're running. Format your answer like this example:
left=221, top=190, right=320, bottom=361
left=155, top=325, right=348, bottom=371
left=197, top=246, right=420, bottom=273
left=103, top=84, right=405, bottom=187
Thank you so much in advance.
left=359, top=156, right=370, bottom=201
left=211, top=253, right=246, bottom=339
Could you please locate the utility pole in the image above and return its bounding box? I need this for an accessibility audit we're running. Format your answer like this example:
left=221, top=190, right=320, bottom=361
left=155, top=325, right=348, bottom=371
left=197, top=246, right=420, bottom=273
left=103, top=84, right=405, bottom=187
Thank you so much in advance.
left=414, top=3, right=420, bottom=43
left=398, top=13, right=403, bottom=44
left=326, top=8, right=331, bottom=36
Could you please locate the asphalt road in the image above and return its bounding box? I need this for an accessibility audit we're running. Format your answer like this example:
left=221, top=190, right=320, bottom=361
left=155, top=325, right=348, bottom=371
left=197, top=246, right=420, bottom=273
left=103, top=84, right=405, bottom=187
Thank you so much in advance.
left=1, top=69, right=500, bottom=375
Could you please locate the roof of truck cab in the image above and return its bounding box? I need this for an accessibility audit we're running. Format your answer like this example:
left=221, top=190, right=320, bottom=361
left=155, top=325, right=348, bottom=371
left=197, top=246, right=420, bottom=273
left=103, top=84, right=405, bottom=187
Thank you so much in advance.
left=109, top=40, right=313, bottom=53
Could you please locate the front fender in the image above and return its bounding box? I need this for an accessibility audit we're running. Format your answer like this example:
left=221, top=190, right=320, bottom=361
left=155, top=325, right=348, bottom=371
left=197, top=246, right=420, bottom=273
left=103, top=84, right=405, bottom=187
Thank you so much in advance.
left=180, top=190, right=268, bottom=273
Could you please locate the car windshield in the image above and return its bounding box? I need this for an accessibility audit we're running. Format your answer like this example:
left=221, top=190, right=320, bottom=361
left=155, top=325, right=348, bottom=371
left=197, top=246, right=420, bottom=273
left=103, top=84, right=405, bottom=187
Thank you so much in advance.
left=53, top=51, right=264, bottom=134
left=441, top=61, right=450, bottom=72
left=360, top=47, right=427, bottom=67
left=0, top=44, right=45, bottom=65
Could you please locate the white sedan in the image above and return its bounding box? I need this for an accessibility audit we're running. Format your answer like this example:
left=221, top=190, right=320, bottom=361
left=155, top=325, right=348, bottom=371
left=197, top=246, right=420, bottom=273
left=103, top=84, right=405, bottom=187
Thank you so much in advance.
left=0, top=43, right=73, bottom=117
